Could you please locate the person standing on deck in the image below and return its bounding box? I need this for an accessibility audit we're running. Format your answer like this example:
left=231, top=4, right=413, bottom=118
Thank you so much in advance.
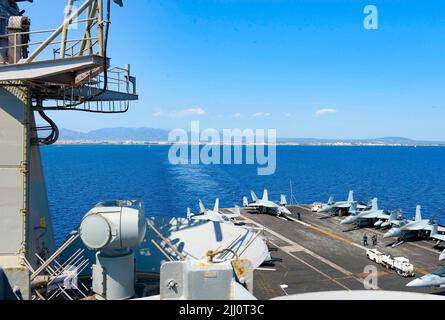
left=363, top=234, right=368, bottom=246
left=372, top=234, right=378, bottom=246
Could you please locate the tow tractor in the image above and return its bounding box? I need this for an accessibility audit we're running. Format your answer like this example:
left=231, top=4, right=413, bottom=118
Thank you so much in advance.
left=366, top=249, right=415, bottom=278
left=311, top=203, right=323, bottom=212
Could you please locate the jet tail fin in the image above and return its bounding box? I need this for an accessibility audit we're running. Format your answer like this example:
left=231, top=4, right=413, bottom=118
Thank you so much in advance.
left=328, top=195, right=335, bottom=205
left=243, top=196, right=249, bottom=207
left=187, top=208, right=194, bottom=219
left=199, top=200, right=206, bottom=214
left=415, top=205, right=422, bottom=221
left=347, top=190, right=354, bottom=203
left=234, top=206, right=241, bottom=217
left=280, top=195, right=287, bottom=206
left=251, top=191, right=258, bottom=202
left=214, top=198, right=220, bottom=213
left=432, top=223, right=439, bottom=237
left=349, top=202, right=357, bottom=214
left=388, top=210, right=398, bottom=222
left=263, top=189, right=269, bottom=202
left=430, top=210, right=439, bottom=224
left=371, top=198, right=378, bottom=211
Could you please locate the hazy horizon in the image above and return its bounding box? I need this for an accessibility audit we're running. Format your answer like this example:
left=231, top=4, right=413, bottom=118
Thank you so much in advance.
left=55, top=127, right=445, bottom=142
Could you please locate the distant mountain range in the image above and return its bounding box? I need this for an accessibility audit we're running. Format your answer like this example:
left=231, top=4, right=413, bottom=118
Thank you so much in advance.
left=58, top=128, right=445, bottom=146
left=60, top=127, right=170, bottom=141
left=276, top=137, right=445, bottom=146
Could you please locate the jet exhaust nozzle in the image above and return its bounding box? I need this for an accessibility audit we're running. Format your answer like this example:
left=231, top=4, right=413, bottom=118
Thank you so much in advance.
left=341, top=217, right=354, bottom=225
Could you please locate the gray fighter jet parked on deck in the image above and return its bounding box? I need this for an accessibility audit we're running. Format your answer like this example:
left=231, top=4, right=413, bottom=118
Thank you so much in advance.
left=243, top=190, right=292, bottom=217
left=318, top=191, right=368, bottom=214
left=407, top=266, right=445, bottom=288
left=429, top=223, right=445, bottom=261
left=187, top=199, right=241, bottom=223
left=383, top=206, right=445, bottom=244
left=341, top=198, right=389, bottom=226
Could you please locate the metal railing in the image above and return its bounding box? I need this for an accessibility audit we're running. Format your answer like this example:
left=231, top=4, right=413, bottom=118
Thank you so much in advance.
left=48, top=65, right=136, bottom=113
left=1, top=0, right=137, bottom=115
left=0, top=0, right=105, bottom=65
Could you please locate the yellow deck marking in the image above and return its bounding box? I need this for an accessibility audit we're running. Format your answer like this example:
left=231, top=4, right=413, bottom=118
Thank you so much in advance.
left=287, top=214, right=366, bottom=251
left=308, top=225, right=354, bottom=245
left=415, top=268, right=430, bottom=276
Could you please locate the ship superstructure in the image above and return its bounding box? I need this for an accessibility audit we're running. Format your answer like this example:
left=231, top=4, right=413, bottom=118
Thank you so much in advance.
left=0, top=1, right=263, bottom=301
left=0, top=0, right=137, bottom=299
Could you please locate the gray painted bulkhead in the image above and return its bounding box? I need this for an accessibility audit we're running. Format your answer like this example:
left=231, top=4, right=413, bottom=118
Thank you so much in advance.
left=0, top=85, right=55, bottom=300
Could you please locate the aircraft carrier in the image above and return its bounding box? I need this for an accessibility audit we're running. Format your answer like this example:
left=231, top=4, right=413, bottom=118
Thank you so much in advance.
left=1, top=0, right=444, bottom=301
left=221, top=206, right=445, bottom=299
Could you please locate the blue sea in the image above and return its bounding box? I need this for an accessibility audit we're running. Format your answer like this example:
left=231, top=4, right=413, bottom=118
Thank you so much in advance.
left=41, top=145, right=445, bottom=245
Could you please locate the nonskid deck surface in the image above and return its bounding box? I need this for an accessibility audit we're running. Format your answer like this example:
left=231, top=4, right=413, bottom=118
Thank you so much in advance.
left=221, top=206, right=445, bottom=300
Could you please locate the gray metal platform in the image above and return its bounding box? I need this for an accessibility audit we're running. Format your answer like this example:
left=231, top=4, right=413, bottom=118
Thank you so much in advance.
left=223, top=206, right=445, bottom=300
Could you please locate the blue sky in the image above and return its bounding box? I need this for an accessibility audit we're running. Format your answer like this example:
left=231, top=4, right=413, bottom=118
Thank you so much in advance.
left=23, top=0, right=445, bottom=139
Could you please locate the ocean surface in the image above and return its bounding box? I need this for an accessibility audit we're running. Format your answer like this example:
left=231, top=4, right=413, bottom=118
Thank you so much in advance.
left=41, top=145, right=445, bottom=245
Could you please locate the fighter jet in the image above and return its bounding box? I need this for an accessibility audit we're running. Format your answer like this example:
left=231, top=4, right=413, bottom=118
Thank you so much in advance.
left=429, top=223, right=445, bottom=261
left=187, top=199, right=241, bottom=224
left=406, top=266, right=445, bottom=288
left=374, top=209, right=404, bottom=228
left=314, top=195, right=335, bottom=212
left=243, top=190, right=292, bottom=217
left=318, top=191, right=368, bottom=214
left=341, top=198, right=389, bottom=226
left=383, top=205, right=445, bottom=242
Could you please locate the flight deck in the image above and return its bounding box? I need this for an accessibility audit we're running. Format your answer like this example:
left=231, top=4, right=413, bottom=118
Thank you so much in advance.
left=221, top=206, right=445, bottom=299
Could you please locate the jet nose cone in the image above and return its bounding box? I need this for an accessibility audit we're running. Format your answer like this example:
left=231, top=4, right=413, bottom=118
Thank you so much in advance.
left=406, top=275, right=439, bottom=288
left=284, top=208, right=292, bottom=216
left=406, top=279, right=423, bottom=288
left=383, top=231, right=393, bottom=239
left=383, top=228, right=400, bottom=239
left=440, top=251, right=445, bottom=262
left=341, top=218, right=351, bottom=225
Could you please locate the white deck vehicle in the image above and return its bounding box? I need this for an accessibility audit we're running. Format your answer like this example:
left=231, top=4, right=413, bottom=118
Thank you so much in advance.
left=366, top=249, right=415, bottom=278
left=311, top=203, right=323, bottom=212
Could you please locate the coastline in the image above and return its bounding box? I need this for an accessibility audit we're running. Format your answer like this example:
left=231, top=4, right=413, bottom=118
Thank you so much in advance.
left=54, top=140, right=445, bottom=147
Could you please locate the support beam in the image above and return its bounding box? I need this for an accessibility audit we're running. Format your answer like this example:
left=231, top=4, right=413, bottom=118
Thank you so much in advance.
left=24, top=0, right=94, bottom=63
left=60, top=0, right=75, bottom=59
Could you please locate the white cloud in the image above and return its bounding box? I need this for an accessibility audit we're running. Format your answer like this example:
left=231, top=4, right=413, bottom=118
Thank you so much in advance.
left=316, top=108, right=337, bottom=117
left=179, top=108, right=207, bottom=116
left=252, top=112, right=271, bottom=117
left=153, top=108, right=207, bottom=118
